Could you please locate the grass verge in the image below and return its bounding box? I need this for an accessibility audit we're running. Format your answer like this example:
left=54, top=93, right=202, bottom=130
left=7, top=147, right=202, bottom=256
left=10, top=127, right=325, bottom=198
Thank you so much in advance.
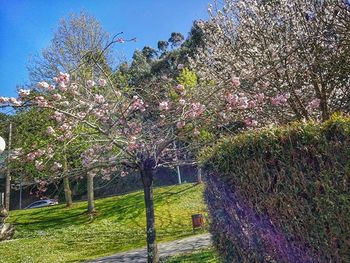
left=164, top=248, right=219, bottom=262
left=0, top=183, right=207, bottom=263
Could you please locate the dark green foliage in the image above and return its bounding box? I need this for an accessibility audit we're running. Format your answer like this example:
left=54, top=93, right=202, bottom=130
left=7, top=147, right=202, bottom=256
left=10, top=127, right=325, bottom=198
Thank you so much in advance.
left=157, top=40, right=169, bottom=52
left=201, top=114, right=350, bottom=262
left=168, top=32, right=185, bottom=48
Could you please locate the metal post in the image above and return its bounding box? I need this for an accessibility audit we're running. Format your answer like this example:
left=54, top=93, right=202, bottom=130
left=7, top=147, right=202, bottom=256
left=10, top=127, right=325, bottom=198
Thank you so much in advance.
left=173, top=141, right=182, bottom=185
left=4, top=123, right=12, bottom=210
left=19, top=175, right=23, bottom=210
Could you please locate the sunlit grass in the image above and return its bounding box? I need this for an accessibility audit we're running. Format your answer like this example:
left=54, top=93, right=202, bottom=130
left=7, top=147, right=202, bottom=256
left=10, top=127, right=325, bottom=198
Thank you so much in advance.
left=164, top=248, right=219, bottom=263
left=0, top=183, right=207, bottom=263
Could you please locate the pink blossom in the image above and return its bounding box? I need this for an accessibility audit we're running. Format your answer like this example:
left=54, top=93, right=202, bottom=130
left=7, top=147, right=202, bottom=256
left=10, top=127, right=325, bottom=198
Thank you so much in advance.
left=244, top=118, right=258, bottom=127
left=237, top=97, right=249, bottom=109
left=159, top=101, right=170, bottom=111
left=35, top=96, right=48, bottom=107
left=175, top=84, right=185, bottom=92
left=35, top=149, right=45, bottom=157
left=86, top=80, right=96, bottom=88
left=47, top=85, right=55, bottom=91
left=35, top=160, right=44, bottom=171
left=271, top=93, right=290, bottom=106
left=121, top=170, right=128, bottom=177
left=53, top=111, right=64, bottom=122
left=193, top=129, right=200, bottom=136
left=60, top=123, right=71, bottom=131
left=98, top=78, right=107, bottom=86
left=27, top=152, right=36, bottom=161
left=231, top=76, right=240, bottom=87
left=56, top=72, right=70, bottom=84
left=19, top=89, right=30, bottom=97
left=131, top=96, right=146, bottom=112
left=65, top=131, right=73, bottom=139
left=0, top=97, right=9, bottom=103
left=116, top=38, right=125, bottom=43
left=47, top=126, right=55, bottom=136
left=176, top=121, right=186, bottom=129
left=179, top=98, right=186, bottom=105
left=52, top=162, right=62, bottom=171
left=226, top=93, right=238, bottom=105
left=248, top=100, right=257, bottom=108
left=52, top=93, right=62, bottom=101
left=77, top=112, right=86, bottom=120
left=37, top=81, right=50, bottom=89
left=308, top=98, right=321, bottom=109
left=94, top=94, right=105, bottom=104
left=9, top=97, right=22, bottom=106
left=59, top=82, right=67, bottom=92
left=187, top=103, right=206, bottom=118
left=255, top=93, right=265, bottom=103
left=177, top=64, right=184, bottom=70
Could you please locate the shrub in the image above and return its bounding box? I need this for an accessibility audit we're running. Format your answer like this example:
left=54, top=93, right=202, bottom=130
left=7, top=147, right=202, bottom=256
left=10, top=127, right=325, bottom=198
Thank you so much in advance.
left=200, top=114, right=350, bottom=263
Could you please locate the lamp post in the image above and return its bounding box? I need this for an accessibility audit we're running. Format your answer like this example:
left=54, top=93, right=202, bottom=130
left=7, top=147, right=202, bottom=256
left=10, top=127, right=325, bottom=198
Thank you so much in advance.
left=0, top=136, right=5, bottom=154
left=0, top=136, right=5, bottom=207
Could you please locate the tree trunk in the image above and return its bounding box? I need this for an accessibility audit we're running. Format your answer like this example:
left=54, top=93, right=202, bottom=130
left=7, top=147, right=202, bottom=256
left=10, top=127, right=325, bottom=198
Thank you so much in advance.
left=141, top=157, right=159, bottom=263
left=4, top=123, right=12, bottom=211
left=63, top=176, right=73, bottom=207
left=86, top=173, right=95, bottom=213
left=63, top=156, right=72, bottom=207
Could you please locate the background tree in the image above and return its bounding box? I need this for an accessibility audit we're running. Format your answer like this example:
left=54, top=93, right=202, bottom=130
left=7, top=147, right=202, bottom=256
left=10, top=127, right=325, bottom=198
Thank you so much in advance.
left=168, top=32, right=185, bottom=48
left=157, top=40, right=169, bottom=53
left=142, top=46, right=158, bottom=62
left=190, top=0, right=350, bottom=122
left=27, top=11, right=111, bottom=83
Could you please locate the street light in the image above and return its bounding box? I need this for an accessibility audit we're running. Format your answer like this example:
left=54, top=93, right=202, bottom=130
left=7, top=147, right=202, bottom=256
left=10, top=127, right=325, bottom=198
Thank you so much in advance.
left=0, top=136, right=5, bottom=154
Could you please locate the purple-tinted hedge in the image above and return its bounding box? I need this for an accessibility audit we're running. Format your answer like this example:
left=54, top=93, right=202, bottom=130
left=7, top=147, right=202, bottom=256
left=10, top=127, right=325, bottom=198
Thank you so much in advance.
left=200, top=114, right=350, bottom=262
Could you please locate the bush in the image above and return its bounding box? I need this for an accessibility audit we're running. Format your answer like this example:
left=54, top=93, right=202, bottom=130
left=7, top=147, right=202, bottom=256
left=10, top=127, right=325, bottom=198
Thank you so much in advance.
left=200, top=114, right=350, bottom=263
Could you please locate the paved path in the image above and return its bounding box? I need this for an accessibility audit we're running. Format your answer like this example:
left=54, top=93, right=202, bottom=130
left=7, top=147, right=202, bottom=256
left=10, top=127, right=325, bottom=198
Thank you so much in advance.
left=86, top=233, right=212, bottom=263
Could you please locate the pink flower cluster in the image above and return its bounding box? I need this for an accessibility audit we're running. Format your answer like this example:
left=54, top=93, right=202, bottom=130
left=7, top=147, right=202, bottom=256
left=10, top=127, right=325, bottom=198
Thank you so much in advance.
left=225, top=93, right=256, bottom=110
left=53, top=111, right=64, bottom=122
left=159, top=101, right=170, bottom=111
left=27, top=149, right=46, bottom=162
left=35, top=160, right=44, bottom=171
left=52, top=162, right=62, bottom=171
left=98, top=78, right=107, bottom=86
left=130, top=96, right=146, bottom=112
left=19, top=89, right=30, bottom=97
left=244, top=118, right=258, bottom=127
left=231, top=76, right=240, bottom=87
left=35, top=96, right=48, bottom=107
left=86, top=80, right=95, bottom=88
left=308, top=98, right=321, bottom=109
left=94, top=94, right=105, bottom=104
left=47, top=126, right=55, bottom=136
left=174, top=84, right=186, bottom=96
left=53, top=72, right=70, bottom=84
left=186, top=102, right=206, bottom=118
left=271, top=93, right=290, bottom=106
left=0, top=97, right=22, bottom=106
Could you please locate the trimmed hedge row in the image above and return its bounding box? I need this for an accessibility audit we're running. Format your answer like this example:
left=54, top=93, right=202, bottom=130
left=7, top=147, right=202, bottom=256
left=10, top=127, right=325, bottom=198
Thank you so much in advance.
left=200, top=114, right=350, bottom=263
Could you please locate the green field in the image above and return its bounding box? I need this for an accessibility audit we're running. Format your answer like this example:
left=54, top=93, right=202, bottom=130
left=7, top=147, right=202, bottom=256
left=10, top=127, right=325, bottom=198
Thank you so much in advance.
left=0, top=183, right=207, bottom=263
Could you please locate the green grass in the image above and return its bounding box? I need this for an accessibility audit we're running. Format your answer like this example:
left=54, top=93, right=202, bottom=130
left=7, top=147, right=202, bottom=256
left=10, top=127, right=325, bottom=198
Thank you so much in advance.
left=164, top=248, right=219, bottom=263
left=0, top=183, right=207, bottom=263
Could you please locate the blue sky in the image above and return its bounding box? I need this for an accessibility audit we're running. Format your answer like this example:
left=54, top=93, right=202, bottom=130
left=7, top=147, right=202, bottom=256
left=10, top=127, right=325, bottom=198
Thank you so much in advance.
left=0, top=0, right=209, bottom=98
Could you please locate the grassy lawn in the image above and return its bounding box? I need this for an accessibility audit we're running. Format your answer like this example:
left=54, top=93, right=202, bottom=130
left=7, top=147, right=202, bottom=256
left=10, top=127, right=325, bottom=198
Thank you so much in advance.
left=164, top=248, right=219, bottom=263
left=0, top=183, right=207, bottom=263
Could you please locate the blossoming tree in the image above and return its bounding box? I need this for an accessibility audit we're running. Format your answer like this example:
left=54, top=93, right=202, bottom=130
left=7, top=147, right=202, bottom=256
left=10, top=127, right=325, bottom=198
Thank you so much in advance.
left=190, top=0, right=350, bottom=122
left=0, top=60, right=282, bottom=262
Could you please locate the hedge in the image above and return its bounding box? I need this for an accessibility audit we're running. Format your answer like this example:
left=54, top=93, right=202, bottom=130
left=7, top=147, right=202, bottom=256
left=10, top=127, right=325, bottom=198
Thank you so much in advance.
left=200, top=114, right=350, bottom=263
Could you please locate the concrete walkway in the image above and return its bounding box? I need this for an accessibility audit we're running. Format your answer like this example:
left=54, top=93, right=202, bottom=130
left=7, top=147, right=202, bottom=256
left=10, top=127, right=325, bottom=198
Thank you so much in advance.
left=86, top=233, right=212, bottom=263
